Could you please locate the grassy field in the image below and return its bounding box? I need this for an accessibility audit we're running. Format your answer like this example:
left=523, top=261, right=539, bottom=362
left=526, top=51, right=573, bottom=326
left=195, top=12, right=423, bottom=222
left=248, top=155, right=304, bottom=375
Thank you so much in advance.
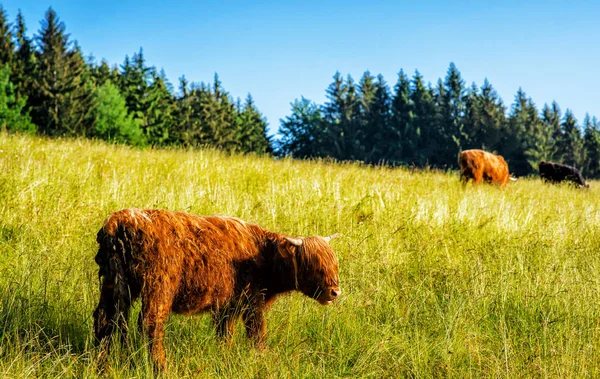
left=1, top=133, right=600, bottom=378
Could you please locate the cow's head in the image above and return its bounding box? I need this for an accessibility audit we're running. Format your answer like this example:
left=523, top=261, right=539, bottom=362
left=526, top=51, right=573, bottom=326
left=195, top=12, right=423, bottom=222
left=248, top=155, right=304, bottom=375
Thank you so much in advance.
left=283, top=234, right=341, bottom=305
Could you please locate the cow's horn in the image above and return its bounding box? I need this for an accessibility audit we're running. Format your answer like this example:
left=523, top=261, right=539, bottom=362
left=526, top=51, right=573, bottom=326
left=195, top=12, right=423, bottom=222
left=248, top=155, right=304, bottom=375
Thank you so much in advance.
left=323, top=233, right=339, bottom=243
left=284, top=236, right=303, bottom=246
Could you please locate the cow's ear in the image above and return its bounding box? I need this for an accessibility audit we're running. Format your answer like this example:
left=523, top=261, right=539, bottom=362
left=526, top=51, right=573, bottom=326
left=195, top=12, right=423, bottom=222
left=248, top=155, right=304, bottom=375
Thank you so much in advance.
left=284, top=236, right=303, bottom=246
left=322, top=233, right=339, bottom=243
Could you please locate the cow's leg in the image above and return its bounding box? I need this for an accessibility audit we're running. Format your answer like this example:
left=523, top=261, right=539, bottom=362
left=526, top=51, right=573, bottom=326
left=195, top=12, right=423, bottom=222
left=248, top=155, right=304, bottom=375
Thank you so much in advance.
left=243, top=296, right=267, bottom=350
left=93, top=281, right=117, bottom=362
left=93, top=279, right=135, bottom=370
left=473, top=170, right=483, bottom=185
left=138, top=286, right=174, bottom=372
left=213, top=308, right=236, bottom=344
left=460, top=172, right=469, bottom=186
left=93, top=280, right=133, bottom=344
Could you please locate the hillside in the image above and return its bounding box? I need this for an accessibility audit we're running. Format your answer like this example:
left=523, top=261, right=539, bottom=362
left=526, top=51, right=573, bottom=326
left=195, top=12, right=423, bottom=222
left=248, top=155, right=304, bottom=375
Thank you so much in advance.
left=1, top=133, right=600, bottom=377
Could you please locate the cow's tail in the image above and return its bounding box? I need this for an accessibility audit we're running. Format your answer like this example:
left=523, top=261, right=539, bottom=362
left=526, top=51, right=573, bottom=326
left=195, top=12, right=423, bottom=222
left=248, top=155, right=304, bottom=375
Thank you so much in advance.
left=93, top=220, right=132, bottom=348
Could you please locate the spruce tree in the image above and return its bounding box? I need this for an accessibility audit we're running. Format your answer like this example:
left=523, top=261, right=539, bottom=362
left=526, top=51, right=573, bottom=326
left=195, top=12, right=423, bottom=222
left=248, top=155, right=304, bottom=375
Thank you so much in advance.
left=144, top=69, right=175, bottom=146
left=119, top=50, right=151, bottom=137
left=207, top=73, right=238, bottom=150
left=391, top=70, right=412, bottom=163
left=368, top=74, right=392, bottom=163
left=439, top=63, right=466, bottom=166
left=539, top=102, right=562, bottom=162
left=32, top=8, right=95, bottom=136
left=583, top=115, right=600, bottom=178
left=322, top=72, right=347, bottom=159
left=236, top=94, right=271, bottom=154
left=477, top=79, right=505, bottom=151
left=0, top=6, right=14, bottom=66
left=13, top=10, right=36, bottom=104
left=64, top=43, right=96, bottom=136
left=93, top=59, right=119, bottom=87
left=357, top=71, right=378, bottom=162
left=502, top=88, right=543, bottom=175
left=557, top=110, right=584, bottom=168
left=462, top=79, right=506, bottom=152
left=462, top=82, right=481, bottom=148
left=428, top=78, right=448, bottom=166
left=409, top=72, right=436, bottom=166
left=278, top=97, right=323, bottom=157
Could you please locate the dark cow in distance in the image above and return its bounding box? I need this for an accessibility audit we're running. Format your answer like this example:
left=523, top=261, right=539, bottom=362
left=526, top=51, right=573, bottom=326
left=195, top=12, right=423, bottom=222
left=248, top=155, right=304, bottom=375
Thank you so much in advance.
left=539, top=161, right=589, bottom=188
left=458, top=149, right=517, bottom=187
left=93, top=209, right=340, bottom=371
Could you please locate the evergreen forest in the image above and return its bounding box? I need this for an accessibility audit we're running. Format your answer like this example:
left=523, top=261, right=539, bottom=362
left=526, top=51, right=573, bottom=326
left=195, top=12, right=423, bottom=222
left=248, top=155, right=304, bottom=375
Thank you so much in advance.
left=2, top=7, right=599, bottom=177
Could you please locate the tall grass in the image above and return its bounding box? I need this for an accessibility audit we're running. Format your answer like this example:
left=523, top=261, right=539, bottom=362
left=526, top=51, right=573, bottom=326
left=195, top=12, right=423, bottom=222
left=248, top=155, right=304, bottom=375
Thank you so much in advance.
left=1, top=132, right=600, bottom=377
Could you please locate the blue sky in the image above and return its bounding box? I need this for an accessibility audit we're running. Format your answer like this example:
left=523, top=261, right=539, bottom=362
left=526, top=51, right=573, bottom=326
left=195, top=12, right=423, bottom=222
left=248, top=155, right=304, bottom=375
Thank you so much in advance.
left=4, top=0, right=599, bottom=135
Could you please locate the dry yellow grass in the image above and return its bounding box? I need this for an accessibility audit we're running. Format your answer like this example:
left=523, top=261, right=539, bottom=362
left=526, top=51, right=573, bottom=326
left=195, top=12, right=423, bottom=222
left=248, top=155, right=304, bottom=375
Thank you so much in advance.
left=1, top=132, right=600, bottom=377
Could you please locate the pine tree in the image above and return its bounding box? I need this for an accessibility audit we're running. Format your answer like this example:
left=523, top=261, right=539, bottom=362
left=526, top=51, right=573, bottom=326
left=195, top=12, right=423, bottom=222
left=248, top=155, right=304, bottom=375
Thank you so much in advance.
left=0, top=64, right=35, bottom=133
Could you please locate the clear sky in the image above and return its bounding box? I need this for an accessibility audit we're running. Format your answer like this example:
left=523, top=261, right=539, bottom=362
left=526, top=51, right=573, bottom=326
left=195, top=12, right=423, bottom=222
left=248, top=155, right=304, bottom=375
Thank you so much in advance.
left=4, top=0, right=599, bottom=135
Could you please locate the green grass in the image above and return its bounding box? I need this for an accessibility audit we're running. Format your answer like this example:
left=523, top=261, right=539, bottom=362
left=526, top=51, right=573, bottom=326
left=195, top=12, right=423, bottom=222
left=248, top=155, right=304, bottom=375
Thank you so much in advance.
left=2, top=132, right=600, bottom=377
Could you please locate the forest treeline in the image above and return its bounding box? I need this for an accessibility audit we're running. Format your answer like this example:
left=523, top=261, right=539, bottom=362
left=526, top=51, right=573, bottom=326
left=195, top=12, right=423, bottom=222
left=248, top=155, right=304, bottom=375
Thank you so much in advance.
left=278, top=67, right=600, bottom=177
left=2, top=7, right=599, bottom=177
left=0, top=7, right=272, bottom=153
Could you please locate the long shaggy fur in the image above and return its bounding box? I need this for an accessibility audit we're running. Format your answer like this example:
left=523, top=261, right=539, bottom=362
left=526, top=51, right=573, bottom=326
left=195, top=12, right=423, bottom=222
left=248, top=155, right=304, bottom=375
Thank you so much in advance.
left=539, top=161, right=588, bottom=188
left=92, top=209, right=340, bottom=370
left=458, top=149, right=513, bottom=187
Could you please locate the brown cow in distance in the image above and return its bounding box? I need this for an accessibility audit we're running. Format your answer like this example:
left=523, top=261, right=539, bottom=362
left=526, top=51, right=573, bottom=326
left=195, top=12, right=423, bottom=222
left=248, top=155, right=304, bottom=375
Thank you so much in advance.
left=93, top=209, right=340, bottom=371
left=458, top=149, right=517, bottom=187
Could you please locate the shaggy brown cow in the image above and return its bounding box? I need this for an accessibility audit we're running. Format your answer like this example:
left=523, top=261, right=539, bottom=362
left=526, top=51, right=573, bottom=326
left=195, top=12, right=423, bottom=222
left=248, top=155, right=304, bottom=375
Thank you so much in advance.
left=93, top=209, right=340, bottom=370
left=458, top=149, right=516, bottom=187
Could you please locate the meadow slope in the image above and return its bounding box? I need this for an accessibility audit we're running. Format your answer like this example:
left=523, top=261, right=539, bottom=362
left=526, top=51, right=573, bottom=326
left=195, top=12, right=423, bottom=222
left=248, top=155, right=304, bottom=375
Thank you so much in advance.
left=1, top=133, right=600, bottom=378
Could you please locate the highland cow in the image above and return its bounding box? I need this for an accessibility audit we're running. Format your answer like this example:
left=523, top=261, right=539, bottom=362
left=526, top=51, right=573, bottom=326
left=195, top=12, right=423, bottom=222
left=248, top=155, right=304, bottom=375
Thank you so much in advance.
left=93, top=209, right=340, bottom=370
left=539, top=161, right=588, bottom=188
left=458, top=149, right=517, bottom=187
